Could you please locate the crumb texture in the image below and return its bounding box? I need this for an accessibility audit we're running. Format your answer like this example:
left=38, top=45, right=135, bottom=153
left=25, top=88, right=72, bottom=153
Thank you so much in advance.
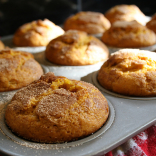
left=5, top=72, right=109, bottom=143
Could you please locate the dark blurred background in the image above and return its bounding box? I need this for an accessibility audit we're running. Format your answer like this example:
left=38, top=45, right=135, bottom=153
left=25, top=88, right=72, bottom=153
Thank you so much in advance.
left=0, top=0, right=156, bottom=37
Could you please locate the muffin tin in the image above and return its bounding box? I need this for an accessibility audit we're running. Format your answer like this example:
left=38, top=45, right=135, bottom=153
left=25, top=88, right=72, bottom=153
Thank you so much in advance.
left=1, top=35, right=156, bottom=156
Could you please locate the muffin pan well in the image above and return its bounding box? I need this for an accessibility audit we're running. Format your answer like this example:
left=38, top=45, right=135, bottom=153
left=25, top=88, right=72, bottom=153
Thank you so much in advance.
left=2, top=101, right=114, bottom=147
left=92, top=71, right=156, bottom=100
left=0, top=81, right=115, bottom=156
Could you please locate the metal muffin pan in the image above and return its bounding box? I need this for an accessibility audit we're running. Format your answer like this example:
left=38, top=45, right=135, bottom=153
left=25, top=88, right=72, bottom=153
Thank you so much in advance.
left=41, top=65, right=50, bottom=74
left=1, top=34, right=156, bottom=155
left=1, top=71, right=156, bottom=156
left=0, top=88, right=115, bottom=156
left=33, top=51, right=104, bottom=80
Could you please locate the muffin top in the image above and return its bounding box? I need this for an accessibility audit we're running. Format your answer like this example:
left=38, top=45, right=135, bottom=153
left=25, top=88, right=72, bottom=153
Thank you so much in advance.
left=101, top=20, right=156, bottom=48
left=0, top=49, right=43, bottom=91
left=105, top=4, right=148, bottom=25
left=45, top=30, right=109, bottom=65
left=98, top=49, right=156, bottom=96
left=5, top=72, right=109, bottom=143
left=13, top=19, right=64, bottom=47
left=64, top=11, right=111, bottom=34
left=146, top=14, right=156, bottom=33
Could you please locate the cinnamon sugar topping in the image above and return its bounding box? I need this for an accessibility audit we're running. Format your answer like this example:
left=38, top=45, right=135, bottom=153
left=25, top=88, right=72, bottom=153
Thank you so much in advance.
left=5, top=72, right=109, bottom=143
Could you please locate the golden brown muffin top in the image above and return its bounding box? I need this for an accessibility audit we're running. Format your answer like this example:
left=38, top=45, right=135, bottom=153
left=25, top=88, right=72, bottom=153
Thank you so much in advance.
left=105, top=4, right=147, bottom=25
left=64, top=11, right=111, bottom=34
left=11, top=72, right=108, bottom=116
left=98, top=49, right=156, bottom=96
left=0, top=49, right=43, bottom=92
left=45, top=30, right=109, bottom=65
left=101, top=20, right=156, bottom=48
left=0, top=49, right=34, bottom=69
left=0, top=40, right=5, bottom=50
left=18, top=19, right=58, bottom=35
left=146, top=14, right=156, bottom=33
left=5, top=72, right=109, bottom=143
left=13, top=19, right=64, bottom=47
left=105, top=49, right=156, bottom=70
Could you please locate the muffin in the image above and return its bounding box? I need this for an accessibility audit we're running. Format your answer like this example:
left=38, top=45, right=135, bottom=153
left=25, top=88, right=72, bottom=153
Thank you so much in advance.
left=105, top=4, right=148, bottom=25
left=64, top=11, right=111, bottom=34
left=5, top=72, right=109, bottom=143
left=98, top=49, right=156, bottom=97
left=0, top=40, right=5, bottom=50
left=0, top=49, right=43, bottom=92
left=146, top=14, right=156, bottom=33
left=45, top=30, right=109, bottom=66
left=13, top=19, right=64, bottom=47
left=101, top=20, right=156, bottom=48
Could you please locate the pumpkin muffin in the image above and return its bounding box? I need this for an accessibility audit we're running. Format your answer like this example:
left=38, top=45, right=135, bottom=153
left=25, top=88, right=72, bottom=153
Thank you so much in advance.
left=45, top=30, right=109, bottom=66
left=98, top=49, right=156, bottom=97
left=64, top=11, right=111, bottom=34
left=101, top=20, right=156, bottom=48
left=13, top=19, right=64, bottom=47
left=146, top=14, right=156, bottom=33
left=105, top=4, right=148, bottom=25
left=5, top=72, right=109, bottom=143
left=0, top=49, right=43, bottom=92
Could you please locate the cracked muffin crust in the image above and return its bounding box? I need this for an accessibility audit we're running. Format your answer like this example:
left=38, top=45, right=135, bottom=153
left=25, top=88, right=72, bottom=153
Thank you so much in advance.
left=13, top=19, right=64, bottom=47
left=0, top=49, right=43, bottom=92
left=146, top=14, right=156, bottom=34
left=64, top=11, right=111, bottom=34
left=101, top=20, right=156, bottom=48
left=5, top=72, right=109, bottom=143
left=45, top=30, right=109, bottom=65
left=105, top=4, right=148, bottom=25
left=98, top=49, right=156, bottom=97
